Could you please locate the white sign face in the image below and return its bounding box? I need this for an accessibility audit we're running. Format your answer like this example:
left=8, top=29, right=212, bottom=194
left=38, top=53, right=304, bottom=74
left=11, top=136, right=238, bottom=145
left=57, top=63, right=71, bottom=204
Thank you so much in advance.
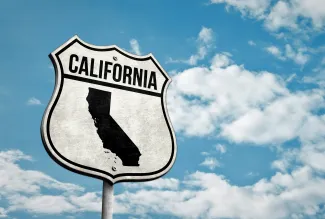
left=41, top=36, right=177, bottom=184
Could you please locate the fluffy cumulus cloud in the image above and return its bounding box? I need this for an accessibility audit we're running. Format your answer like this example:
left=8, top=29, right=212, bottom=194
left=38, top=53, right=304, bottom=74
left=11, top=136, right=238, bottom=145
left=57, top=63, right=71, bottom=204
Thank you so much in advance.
left=0, top=150, right=177, bottom=217
left=211, top=0, right=325, bottom=32
left=210, top=52, right=232, bottom=68
left=168, top=53, right=288, bottom=139
left=221, top=90, right=324, bottom=144
left=5, top=148, right=325, bottom=218
left=266, top=0, right=325, bottom=31
left=265, top=1, right=298, bottom=31
left=0, top=150, right=99, bottom=216
left=155, top=28, right=325, bottom=217
left=115, top=167, right=325, bottom=219
left=167, top=51, right=324, bottom=144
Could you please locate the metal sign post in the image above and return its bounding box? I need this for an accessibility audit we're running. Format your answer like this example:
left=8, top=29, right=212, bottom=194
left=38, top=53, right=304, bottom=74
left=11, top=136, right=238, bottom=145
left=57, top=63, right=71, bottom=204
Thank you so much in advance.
left=41, top=35, right=177, bottom=218
left=102, top=181, right=113, bottom=219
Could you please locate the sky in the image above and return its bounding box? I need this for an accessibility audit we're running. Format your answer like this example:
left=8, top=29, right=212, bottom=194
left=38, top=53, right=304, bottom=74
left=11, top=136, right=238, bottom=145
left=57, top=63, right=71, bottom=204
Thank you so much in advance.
left=1, top=0, right=325, bottom=218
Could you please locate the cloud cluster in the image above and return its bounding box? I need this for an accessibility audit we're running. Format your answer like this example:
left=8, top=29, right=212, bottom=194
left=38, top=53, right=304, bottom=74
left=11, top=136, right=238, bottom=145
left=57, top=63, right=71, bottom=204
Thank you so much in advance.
left=210, top=0, right=271, bottom=19
left=211, top=0, right=325, bottom=33
left=0, top=150, right=101, bottom=216
left=167, top=51, right=324, bottom=146
left=265, top=44, right=310, bottom=65
left=153, top=26, right=325, bottom=218
left=0, top=150, right=177, bottom=217
left=116, top=167, right=325, bottom=219
left=4, top=148, right=325, bottom=218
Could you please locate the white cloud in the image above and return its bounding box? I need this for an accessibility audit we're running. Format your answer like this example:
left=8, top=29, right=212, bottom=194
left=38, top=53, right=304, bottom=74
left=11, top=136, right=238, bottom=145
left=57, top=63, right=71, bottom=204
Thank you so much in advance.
left=69, top=192, right=102, bottom=212
left=130, top=39, right=141, bottom=56
left=27, top=97, right=42, bottom=106
left=302, top=73, right=325, bottom=88
left=211, top=0, right=325, bottom=35
left=265, top=44, right=309, bottom=65
left=198, top=26, right=214, bottom=44
left=221, top=90, right=324, bottom=144
left=265, top=45, right=286, bottom=60
left=248, top=40, right=256, bottom=46
left=4, top=144, right=325, bottom=219
left=201, top=151, right=210, bottom=156
left=200, top=157, right=220, bottom=170
left=266, top=0, right=325, bottom=32
left=0, top=150, right=182, bottom=217
left=0, top=150, right=83, bottom=195
left=168, top=49, right=325, bottom=145
left=215, top=144, right=226, bottom=153
left=8, top=195, right=77, bottom=214
left=122, top=178, right=180, bottom=190
left=272, top=148, right=300, bottom=172
left=167, top=27, right=215, bottom=65
left=0, top=208, right=7, bottom=218
left=285, top=44, right=309, bottom=66
left=116, top=167, right=325, bottom=219
left=0, top=150, right=100, bottom=216
left=265, top=1, right=297, bottom=31
left=168, top=53, right=289, bottom=138
left=210, top=0, right=271, bottom=19
left=210, top=53, right=232, bottom=68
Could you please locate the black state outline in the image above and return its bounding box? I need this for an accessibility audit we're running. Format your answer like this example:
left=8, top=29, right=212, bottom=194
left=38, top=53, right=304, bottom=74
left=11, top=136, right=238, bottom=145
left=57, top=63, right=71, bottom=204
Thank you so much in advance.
left=41, top=37, right=176, bottom=184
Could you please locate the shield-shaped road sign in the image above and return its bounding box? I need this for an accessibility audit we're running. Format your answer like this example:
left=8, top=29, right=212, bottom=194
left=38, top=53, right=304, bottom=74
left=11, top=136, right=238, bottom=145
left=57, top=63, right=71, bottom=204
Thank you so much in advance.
left=41, top=36, right=177, bottom=184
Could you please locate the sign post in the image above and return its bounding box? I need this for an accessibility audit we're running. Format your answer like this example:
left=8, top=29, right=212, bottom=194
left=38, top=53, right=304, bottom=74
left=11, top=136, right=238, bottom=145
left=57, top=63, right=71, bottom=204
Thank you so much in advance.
left=41, top=36, right=177, bottom=218
left=102, top=181, right=113, bottom=219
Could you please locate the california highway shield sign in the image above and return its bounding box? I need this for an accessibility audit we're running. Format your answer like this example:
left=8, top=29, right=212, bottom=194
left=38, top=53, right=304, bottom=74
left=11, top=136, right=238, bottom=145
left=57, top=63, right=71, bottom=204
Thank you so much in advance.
left=41, top=36, right=177, bottom=184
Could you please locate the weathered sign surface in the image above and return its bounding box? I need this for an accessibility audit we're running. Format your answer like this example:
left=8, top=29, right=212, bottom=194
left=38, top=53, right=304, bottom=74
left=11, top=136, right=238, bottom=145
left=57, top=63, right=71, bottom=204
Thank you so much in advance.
left=41, top=36, right=177, bottom=184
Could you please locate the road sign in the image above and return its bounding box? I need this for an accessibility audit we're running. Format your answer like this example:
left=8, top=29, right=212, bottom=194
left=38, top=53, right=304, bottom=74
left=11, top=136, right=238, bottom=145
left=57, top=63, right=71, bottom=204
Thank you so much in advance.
left=41, top=36, right=177, bottom=185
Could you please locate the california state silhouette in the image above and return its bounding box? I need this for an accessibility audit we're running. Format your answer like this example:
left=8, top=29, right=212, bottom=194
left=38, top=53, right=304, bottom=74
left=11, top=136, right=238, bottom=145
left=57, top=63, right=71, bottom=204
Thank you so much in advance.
left=86, top=87, right=141, bottom=166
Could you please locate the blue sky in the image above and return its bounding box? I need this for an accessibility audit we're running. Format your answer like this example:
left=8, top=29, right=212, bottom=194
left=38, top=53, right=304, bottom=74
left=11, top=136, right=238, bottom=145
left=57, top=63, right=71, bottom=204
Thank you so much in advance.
left=2, top=0, right=325, bottom=218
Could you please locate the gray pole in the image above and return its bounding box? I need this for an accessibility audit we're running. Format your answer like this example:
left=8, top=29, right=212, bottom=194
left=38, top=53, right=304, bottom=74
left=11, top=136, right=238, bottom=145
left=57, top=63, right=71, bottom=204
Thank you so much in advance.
left=102, top=180, right=114, bottom=219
